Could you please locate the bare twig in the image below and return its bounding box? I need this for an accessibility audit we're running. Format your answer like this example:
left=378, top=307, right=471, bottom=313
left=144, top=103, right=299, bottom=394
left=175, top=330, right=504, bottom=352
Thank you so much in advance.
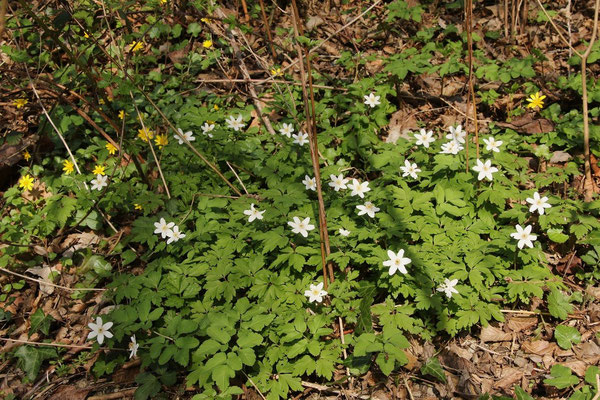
left=0, top=267, right=105, bottom=292
left=242, top=372, right=267, bottom=400
left=227, top=161, right=249, bottom=195
left=290, top=0, right=334, bottom=287
left=130, top=91, right=171, bottom=199
left=258, top=0, right=278, bottom=61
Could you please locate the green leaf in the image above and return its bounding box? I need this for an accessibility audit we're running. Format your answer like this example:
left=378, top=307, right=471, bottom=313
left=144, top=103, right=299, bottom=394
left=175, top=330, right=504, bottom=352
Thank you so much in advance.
left=548, top=290, right=573, bottom=320
left=236, top=331, right=263, bottom=348
left=585, top=366, right=600, bottom=388
left=14, top=346, right=57, bottom=380
left=420, top=357, right=447, bottom=383
left=356, top=283, right=375, bottom=334
left=212, top=364, right=235, bottom=390
left=544, top=364, right=579, bottom=389
left=238, top=348, right=256, bottom=366
left=135, top=373, right=161, bottom=400
left=375, top=352, right=395, bottom=375
left=547, top=228, right=569, bottom=243
left=554, top=325, right=581, bottom=349
left=514, top=386, right=534, bottom=400
left=29, top=309, right=53, bottom=336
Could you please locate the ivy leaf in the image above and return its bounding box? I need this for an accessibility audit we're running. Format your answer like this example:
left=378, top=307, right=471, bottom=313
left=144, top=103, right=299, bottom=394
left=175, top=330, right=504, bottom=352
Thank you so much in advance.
left=14, top=346, right=57, bottom=380
left=420, top=357, right=447, bottom=383
left=544, top=364, right=579, bottom=389
left=29, top=308, right=54, bottom=336
left=548, top=290, right=573, bottom=320
left=554, top=325, right=581, bottom=350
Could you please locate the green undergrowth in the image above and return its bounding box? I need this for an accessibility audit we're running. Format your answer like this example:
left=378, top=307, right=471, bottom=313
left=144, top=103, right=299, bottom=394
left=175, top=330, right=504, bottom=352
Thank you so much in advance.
left=2, top=1, right=600, bottom=399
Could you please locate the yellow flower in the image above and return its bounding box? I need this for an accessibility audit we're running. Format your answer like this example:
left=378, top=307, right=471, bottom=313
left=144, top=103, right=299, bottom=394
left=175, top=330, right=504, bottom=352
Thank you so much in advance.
left=18, top=174, right=34, bottom=191
left=138, top=127, right=154, bottom=142
left=84, top=32, right=89, bottom=39
left=23, top=150, right=31, bottom=161
left=13, top=98, right=28, bottom=108
left=130, top=41, right=144, bottom=52
left=106, top=142, right=117, bottom=155
left=526, top=91, right=546, bottom=110
left=201, top=18, right=209, bottom=23
left=154, top=134, right=168, bottom=148
left=118, top=110, right=126, bottom=120
left=213, top=104, right=219, bottom=111
left=203, top=40, right=213, bottom=49
left=99, top=99, right=105, bottom=105
left=134, top=203, right=143, bottom=210
left=92, top=165, right=106, bottom=175
left=63, top=159, right=74, bottom=175
left=271, top=67, right=281, bottom=77
left=159, top=0, right=167, bottom=3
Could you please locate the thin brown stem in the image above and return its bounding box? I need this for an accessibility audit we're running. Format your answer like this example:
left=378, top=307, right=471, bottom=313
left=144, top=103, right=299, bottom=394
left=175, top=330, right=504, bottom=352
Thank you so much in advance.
left=258, top=0, right=278, bottom=62
left=290, top=0, right=334, bottom=287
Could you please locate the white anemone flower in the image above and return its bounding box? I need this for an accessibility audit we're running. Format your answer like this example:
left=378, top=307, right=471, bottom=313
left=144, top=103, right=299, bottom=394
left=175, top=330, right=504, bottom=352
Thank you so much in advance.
left=472, top=159, right=498, bottom=181
left=201, top=123, right=215, bottom=138
left=129, top=335, right=139, bottom=359
left=226, top=114, right=245, bottom=131
left=414, top=128, right=435, bottom=148
left=510, top=224, right=537, bottom=249
left=437, top=278, right=459, bottom=298
left=483, top=136, right=502, bottom=152
left=279, top=123, right=294, bottom=138
left=302, top=175, right=317, bottom=191
left=87, top=317, right=113, bottom=345
left=292, top=132, right=309, bottom=146
left=304, top=282, right=327, bottom=303
left=363, top=92, right=381, bottom=108
left=339, top=228, right=350, bottom=237
left=328, top=174, right=349, bottom=191
left=175, top=128, right=196, bottom=144
left=400, top=160, right=421, bottom=179
left=91, top=174, right=108, bottom=191
left=166, top=225, right=185, bottom=244
left=356, top=201, right=380, bottom=218
left=383, top=249, right=411, bottom=275
left=526, top=192, right=552, bottom=215
left=288, top=217, right=315, bottom=237
left=243, top=204, right=265, bottom=222
left=440, top=141, right=463, bottom=155
left=348, top=179, right=371, bottom=198
left=154, top=217, right=174, bottom=239
left=446, top=124, right=466, bottom=144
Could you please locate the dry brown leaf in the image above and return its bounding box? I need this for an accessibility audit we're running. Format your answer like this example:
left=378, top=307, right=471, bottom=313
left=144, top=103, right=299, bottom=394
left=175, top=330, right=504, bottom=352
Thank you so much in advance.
left=496, top=114, right=554, bottom=134
left=48, top=385, right=90, bottom=400
left=494, top=367, right=523, bottom=389
left=521, top=340, right=557, bottom=356
left=480, top=325, right=512, bottom=342
left=386, top=105, right=417, bottom=143
left=507, top=317, right=538, bottom=332
left=562, top=360, right=587, bottom=377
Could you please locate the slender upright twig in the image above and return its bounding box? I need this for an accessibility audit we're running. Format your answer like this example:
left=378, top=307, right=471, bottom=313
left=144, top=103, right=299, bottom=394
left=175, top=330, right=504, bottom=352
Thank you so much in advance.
left=130, top=91, right=171, bottom=199
left=290, top=0, right=335, bottom=287
left=258, top=0, right=278, bottom=62
left=465, top=0, right=479, bottom=168
left=534, top=0, right=599, bottom=201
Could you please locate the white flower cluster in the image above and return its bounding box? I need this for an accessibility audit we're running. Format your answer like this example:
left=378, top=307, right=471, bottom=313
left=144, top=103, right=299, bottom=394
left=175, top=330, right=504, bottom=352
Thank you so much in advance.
left=278, top=122, right=309, bottom=146
left=153, top=217, right=186, bottom=244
